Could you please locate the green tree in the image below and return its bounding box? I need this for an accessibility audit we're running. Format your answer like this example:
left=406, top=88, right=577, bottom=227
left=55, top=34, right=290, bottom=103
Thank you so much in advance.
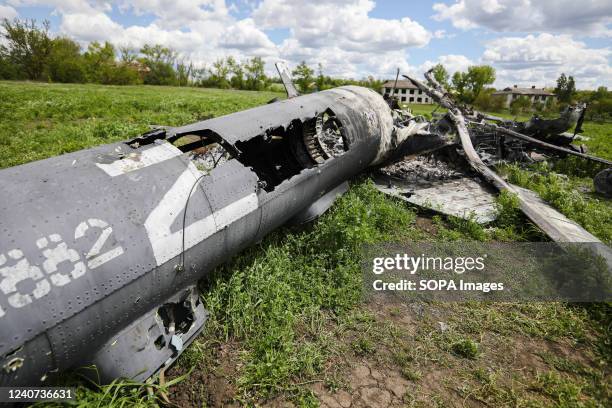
left=244, top=57, right=267, bottom=90
left=466, top=65, right=495, bottom=101
left=0, top=18, right=52, bottom=80
left=227, top=56, right=244, bottom=89
left=510, top=95, right=531, bottom=115
left=452, top=65, right=496, bottom=103
left=176, top=59, right=193, bottom=87
left=590, top=86, right=608, bottom=102
left=84, top=42, right=141, bottom=85
left=0, top=54, right=18, bottom=79
left=107, top=64, right=141, bottom=85
left=139, top=44, right=177, bottom=85
left=315, top=63, right=325, bottom=91
left=586, top=86, right=611, bottom=121
left=588, top=98, right=612, bottom=121
left=554, top=73, right=576, bottom=103
left=47, top=37, right=85, bottom=83
left=473, top=88, right=495, bottom=111
left=544, top=96, right=558, bottom=114
left=452, top=71, right=468, bottom=101
left=209, top=58, right=230, bottom=88
left=555, top=73, right=567, bottom=96
left=431, top=63, right=449, bottom=89
left=363, top=75, right=383, bottom=92
left=119, top=46, right=138, bottom=64
left=490, top=94, right=506, bottom=112
left=83, top=41, right=116, bottom=83
left=292, top=61, right=314, bottom=93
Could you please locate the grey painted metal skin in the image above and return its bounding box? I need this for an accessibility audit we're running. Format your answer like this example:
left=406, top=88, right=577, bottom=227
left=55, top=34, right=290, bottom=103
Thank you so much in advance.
left=0, top=85, right=443, bottom=386
left=374, top=176, right=498, bottom=224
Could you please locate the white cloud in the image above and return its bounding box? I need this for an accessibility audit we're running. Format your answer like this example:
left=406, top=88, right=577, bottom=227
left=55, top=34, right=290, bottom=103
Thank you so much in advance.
left=412, top=35, right=611, bottom=89
left=47, top=0, right=277, bottom=67
left=418, top=54, right=473, bottom=76
left=4, top=0, right=433, bottom=80
left=60, top=11, right=122, bottom=42
left=254, top=0, right=430, bottom=51
left=0, top=4, right=18, bottom=48
left=433, top=29, right=455, bottom=39
left=277, top=37, right=416, bottom=79
left=119, top=0, right=229, bottom=28
left=7, top=0, right=112, bottom=15
left=8, top=0, right=609, bottom=88
left=219, top=18, right=276, bottom=54
left=0, top=5, right=19, bottom=20
left=433, top=0, right=612, bottom=37
left=251, top=0, right=431, bottom=78
left=482, top=33, right=611, bottom=88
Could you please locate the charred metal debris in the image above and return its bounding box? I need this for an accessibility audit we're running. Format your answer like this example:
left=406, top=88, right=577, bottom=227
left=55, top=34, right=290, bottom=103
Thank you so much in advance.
left=377, top=69, right=610, bottom=207
left=377, top=69, right=611, bottom=252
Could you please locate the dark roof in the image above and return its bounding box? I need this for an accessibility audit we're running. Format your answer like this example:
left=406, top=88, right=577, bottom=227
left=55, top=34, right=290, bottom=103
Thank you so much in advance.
left=492, top=87, right=555, bottom=96
left=381, top=79, right=419, bottom=89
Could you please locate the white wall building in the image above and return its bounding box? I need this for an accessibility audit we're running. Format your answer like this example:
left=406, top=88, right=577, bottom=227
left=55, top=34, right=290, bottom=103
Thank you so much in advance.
left=492, top=85, right=556, bottom=107
left=380, top=79, right=432, bottom=104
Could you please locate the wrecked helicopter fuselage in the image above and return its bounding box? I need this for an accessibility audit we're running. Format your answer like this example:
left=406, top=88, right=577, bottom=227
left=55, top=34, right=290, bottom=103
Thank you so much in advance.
left=0, top=79, right=451, bottom=387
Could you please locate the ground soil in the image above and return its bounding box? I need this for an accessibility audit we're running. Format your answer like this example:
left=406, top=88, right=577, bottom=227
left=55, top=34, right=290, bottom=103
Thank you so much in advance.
left=168, top=292, right=600, bottom=407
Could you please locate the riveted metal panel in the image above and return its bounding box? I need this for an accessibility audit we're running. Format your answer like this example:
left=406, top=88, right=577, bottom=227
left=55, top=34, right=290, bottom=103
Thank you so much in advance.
left=0, top=142, right=211, bottom=363
left=0, top=85, right=395, bottom=386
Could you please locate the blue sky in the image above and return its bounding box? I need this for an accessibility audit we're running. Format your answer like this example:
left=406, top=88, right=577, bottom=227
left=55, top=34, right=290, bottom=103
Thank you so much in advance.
left=1, top=0, right=610, bottom=88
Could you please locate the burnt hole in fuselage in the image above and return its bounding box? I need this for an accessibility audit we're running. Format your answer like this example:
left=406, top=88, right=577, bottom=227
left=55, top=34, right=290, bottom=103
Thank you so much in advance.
left=235, top=110, right=348, bottom=192
left=158, top=300, right=194, bottom=335
left=172, top=134, right=232, bottom=173
left=154, top=335, right=166, bottom=350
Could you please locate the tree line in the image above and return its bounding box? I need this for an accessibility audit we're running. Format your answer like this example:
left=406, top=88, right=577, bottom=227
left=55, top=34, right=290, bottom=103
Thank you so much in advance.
left=429, top=63, right=610, bottom=119
left=0, top=19, right=193, bottom=86
left=0, top=18, right=383, bottom=92
left=1, top=18, right=609, bottom=119
left=431, top=63, right=552, bottom=114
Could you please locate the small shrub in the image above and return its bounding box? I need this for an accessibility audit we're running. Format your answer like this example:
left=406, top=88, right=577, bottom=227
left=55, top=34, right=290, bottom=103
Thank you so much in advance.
left=451, top=338, right=479, bottom=359
left=352, top=337, right=375, bottom=356
left=495, top=190, right=521, bottom=227
left=510, top=96, right=531, bottom=115
left=401, top=366, right=422, bottom=381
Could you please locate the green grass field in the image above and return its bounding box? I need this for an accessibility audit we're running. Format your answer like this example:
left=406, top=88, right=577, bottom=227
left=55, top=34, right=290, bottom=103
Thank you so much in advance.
left=0, top=82, right=283, bottom=169
left=1, top=82, right=610, bottom=407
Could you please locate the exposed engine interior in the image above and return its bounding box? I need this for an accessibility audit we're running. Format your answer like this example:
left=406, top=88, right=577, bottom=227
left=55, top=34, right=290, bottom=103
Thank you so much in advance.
left=234, top=110, right=348, bottom=191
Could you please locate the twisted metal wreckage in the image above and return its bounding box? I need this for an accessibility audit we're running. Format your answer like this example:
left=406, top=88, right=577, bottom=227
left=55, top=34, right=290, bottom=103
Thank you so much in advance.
left=0, top=64, right=610, bottom=388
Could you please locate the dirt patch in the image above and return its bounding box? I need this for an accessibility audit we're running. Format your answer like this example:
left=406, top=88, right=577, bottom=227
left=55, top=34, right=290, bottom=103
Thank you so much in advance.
left=300, top=298, right=453, bottom=407
left=167, top=341, right=241, bottom=407
left=308, top=297, right=603, bottom=408
left=415, top=216, right=438, bottom=235
left=308, top=363, right=407, bottom=408
left=165, top=295, right=604, bottom=407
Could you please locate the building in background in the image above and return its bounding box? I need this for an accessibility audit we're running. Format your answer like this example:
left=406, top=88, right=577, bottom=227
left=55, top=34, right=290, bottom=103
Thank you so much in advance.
left=380, top=79, right=432, bottom=104
left=492, top=85, right=556, bottom=107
